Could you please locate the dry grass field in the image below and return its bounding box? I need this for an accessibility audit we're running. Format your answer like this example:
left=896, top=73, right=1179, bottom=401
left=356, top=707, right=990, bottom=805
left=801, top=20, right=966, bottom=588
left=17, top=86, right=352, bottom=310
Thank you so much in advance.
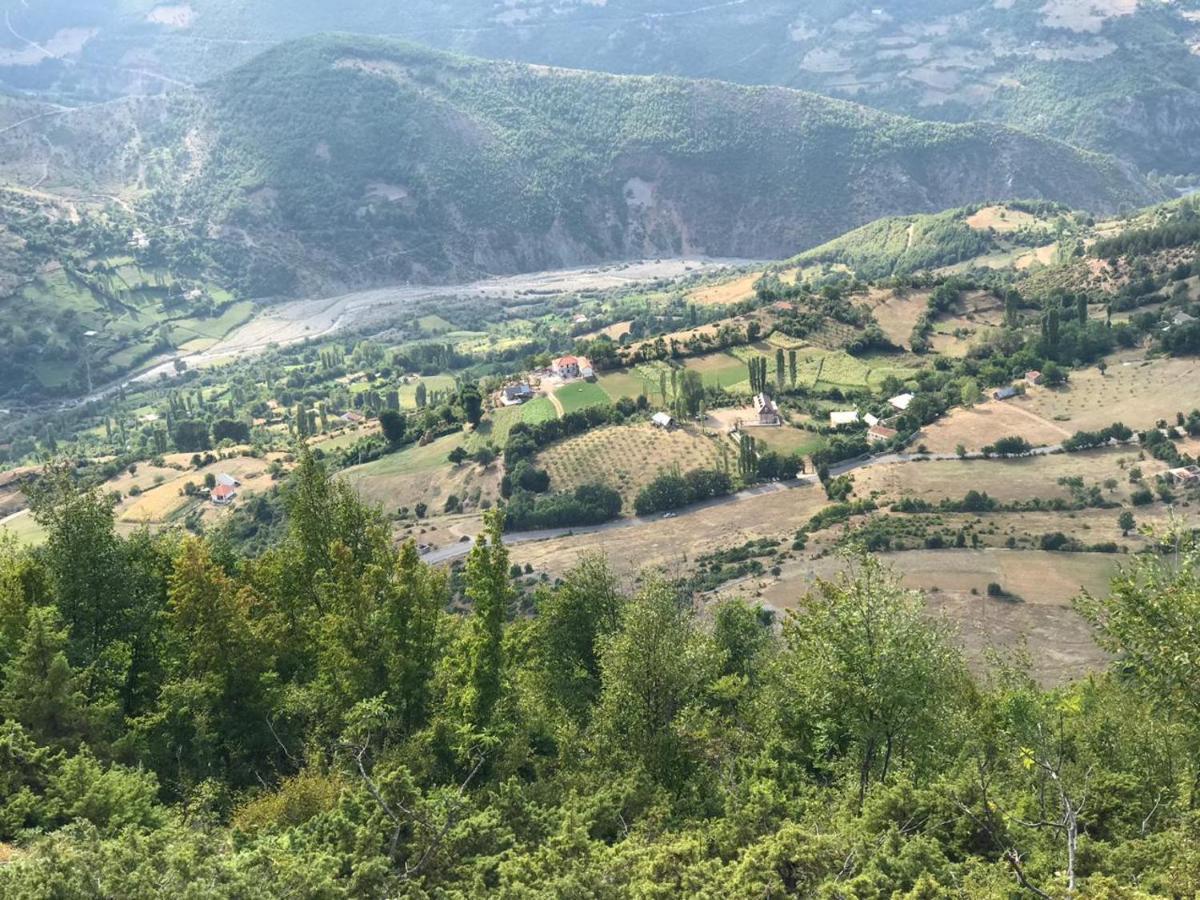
left=852, top=447, right=1158, bottom=506
left=342, top=432, right=502, bottom=514
left=1023, top=353, right=1200, bottom=432
left=964, top=205, right=1041, bottom=233
left=687, top=271, right=763, bottom=306
left=537, top=422, right=726, bottom=511
left=917, top=396, right=1071, bottom=453
left=866, top=287, right=931, bottom=348
left=507, top=479, right=830, bottom=579
left=119, top=454, right=278, bottom=525
left=581, top=320, right=633, bottom=341
left=738, top=548, right=1116, bottom=684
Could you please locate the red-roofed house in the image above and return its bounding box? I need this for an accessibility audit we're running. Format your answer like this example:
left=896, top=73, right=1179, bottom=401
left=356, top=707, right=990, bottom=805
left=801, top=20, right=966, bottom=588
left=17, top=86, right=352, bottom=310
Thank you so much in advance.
left=553, top=356, right=581, bottom=378
left=211, top=484, right=238, bottom=506
left=554, top=355, right=594, bottom=379
left=1025, top=370, right=1044, bottom=386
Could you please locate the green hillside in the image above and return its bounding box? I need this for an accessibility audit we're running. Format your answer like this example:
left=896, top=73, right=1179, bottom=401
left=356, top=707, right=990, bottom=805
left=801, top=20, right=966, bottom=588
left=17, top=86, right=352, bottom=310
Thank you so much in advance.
left=790, top=200, right=1082, bottom=279
left=6, top=36, right=1159, bottom=284
left=7, top=1, right=1200, bottom=174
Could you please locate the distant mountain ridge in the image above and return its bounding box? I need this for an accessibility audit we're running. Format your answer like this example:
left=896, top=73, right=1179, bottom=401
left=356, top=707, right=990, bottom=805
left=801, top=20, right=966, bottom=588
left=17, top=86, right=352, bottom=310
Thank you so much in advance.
left=6, top=1, right=1200, bottom=174
left=0, top=35, right=1159, bottom=293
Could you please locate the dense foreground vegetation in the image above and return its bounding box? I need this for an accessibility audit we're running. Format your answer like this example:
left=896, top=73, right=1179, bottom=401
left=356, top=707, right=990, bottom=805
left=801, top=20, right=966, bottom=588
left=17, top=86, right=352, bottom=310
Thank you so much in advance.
left=0, top=450, right=1197, bottom=896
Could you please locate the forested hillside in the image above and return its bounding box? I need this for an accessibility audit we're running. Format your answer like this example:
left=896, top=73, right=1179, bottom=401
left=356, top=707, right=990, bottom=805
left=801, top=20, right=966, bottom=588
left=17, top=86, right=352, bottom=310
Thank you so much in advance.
left=8, top=0, right=1200, bottom=174
left=0, top=35, right=1158, bottom=295
left=0, top=451, right=1198, bottom=895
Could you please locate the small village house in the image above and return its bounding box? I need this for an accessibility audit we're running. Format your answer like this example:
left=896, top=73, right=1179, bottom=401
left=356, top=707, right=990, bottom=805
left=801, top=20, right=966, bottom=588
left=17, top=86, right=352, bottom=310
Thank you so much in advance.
left=993, top=385, right=1019, bottom=401
left=651, top=412, right=675, bottom=429
left=553, top=355, right=595, bottom=380
left=867, top=424, right=898, bottom=443
left=211, top=484, right=238, bottom=506
left=754, top=393, right=781, bottom=425
left=887, top=393, right=914, bottom=411
left=501, top=383, right=535, bottom=406
left=1166, top=465, right=1200, bottom=487
left=1025, top=370, right=1043, bottom=386
left=829, top=410, right=859, bottom=427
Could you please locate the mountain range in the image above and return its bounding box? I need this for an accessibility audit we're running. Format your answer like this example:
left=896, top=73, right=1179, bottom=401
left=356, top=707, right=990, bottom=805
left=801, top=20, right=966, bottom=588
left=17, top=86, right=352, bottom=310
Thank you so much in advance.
left=5, top=0, right=1200, bottom=174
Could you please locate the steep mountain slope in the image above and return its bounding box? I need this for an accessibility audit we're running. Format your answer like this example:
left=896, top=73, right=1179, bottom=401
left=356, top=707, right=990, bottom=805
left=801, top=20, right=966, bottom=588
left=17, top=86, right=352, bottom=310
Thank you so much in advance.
left=3, top=36, right=1158, bottom=286
left=7, top=0, right=1200, bottom=174
left=0, top=35, right=1166, bottom=396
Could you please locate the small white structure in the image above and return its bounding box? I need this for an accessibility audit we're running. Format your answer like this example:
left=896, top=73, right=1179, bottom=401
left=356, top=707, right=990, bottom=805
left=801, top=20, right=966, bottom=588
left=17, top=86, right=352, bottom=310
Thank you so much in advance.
left=1166, top=465, right=1200, bottom=486
left=829, top=410, right=859, bottom=427
left=863, top=413, right=880, bottom=427
left=888, top=392, right=914, bottom=411
left=651, top=412, right=675, bottom=429
left=216, top=473, right=241, bottom=489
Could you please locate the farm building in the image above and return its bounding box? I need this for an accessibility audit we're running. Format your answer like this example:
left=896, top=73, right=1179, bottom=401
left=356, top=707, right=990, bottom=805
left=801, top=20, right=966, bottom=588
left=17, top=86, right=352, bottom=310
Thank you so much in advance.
left=867, top=424, right=898, bottom=443
left=553, top=355, right=595, bottom=380
left=340, top=411, right=366, bottom=424
left=651, top=412, right=676, bottom=429
left=888, top=393, right=914, bottom=411
left=1025, top=370, right=1043, bottom=386
left=501, top=383, right=535, bottom=406
left=211, top=484, right=238, bottom=506
left=1166, top=465, right=1200, bottom=486
left=754, top=393, right=781, bottom=425
left=830, top=410, right=859, bottom=427
left=216, top=473, right=240, bottom=489
left=993, top=386, right=1019, bottom=401
left=863, top=413, right=880, bottom=427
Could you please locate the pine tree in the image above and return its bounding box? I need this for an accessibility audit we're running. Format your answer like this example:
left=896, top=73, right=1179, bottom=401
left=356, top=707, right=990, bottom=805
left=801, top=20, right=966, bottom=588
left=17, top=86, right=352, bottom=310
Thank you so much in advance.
left=460, top=510, right=513, bottom=730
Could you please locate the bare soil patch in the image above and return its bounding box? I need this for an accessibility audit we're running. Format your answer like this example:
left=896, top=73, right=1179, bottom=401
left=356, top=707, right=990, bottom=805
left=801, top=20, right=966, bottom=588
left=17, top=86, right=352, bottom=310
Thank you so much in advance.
left=918, top=396, right=1070, bottom=453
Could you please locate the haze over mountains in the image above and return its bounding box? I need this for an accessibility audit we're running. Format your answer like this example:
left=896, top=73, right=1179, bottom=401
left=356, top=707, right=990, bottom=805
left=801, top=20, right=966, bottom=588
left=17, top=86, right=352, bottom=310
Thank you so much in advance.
left=5, top=0, right=1200, bottom=174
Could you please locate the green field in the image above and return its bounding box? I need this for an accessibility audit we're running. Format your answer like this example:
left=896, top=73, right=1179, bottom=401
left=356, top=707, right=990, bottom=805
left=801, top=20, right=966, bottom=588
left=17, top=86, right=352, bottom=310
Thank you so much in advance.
left=170, top=300, right=255, bottom=342
left=753, top=426, right=827, bottom=457
left=684, top=352, right=748, bottom=389
left=342, top=431, right=465, bottom=480
left=520, top=397, right=558, bottom=424
left=416, top=314, right=452, bottom=334
left=471, top=405, right=523, bottom=449
left=555, top=382, right=610, bottom=414
left=596, top=369, right=655, bottom=403
left=398, top=375, right=457, bottom=408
